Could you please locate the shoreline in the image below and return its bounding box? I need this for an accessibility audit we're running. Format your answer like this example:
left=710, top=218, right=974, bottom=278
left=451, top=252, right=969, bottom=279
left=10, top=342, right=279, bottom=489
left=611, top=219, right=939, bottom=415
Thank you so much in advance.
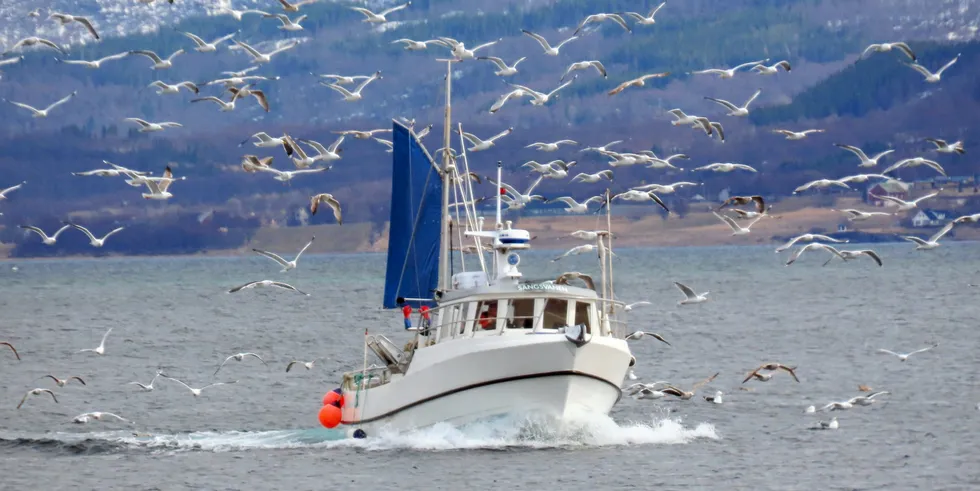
left=3, top=200, right=975, bottom=261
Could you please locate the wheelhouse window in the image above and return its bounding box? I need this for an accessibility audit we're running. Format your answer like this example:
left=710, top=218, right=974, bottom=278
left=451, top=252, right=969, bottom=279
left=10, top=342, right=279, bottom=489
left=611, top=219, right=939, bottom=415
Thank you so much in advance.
left=542, top=299, right=569, bottom=329
left=506, top=298, right=535, bottom=329
left=476, top=300, right=499, bottom=331
left=574, top=301, right=593, bottom=334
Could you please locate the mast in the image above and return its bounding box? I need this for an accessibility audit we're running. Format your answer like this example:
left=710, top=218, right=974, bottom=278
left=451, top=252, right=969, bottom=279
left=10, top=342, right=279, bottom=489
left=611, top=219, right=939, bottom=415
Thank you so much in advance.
left=438, top=59, right=453, bottom=293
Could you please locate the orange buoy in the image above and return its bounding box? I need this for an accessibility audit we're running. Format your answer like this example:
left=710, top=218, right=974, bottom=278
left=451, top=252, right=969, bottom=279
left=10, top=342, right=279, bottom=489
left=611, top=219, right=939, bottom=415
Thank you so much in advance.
left=322, top=389, right=343, bottom=407
left=318, top=404, right=342, bottom=428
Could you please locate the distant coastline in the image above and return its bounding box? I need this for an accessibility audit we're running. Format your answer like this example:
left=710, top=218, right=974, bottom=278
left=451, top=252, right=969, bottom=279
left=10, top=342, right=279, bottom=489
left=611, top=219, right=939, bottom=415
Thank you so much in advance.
left=3, top=202, right=974, bottom=261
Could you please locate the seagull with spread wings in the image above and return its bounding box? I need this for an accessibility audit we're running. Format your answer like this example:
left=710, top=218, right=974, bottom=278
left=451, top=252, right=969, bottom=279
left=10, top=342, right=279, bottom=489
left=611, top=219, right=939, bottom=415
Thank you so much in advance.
left=775, top=234, right=848, bottom=253
left=56, top=52, right=128, bottom=69
left=705, top=89, right=762, bottom=116
left=457, top=127, right=513, bottom=152
left=673, top=282, right=708, bottom=305
left=521, top=29, right=579, bottom=56
left=861, top=42, right=916, bottom=61
left=64, top=223, right=124, bottom=247
left=1, top=342, right=20, bottom=360
left=162, top=375, right=238, bottom=397
left=477, top=55, right=526, bottom=76
left=234, top=40, right=298, bottom=64
left=214, top=352, right=268, bottom=376
left=178, top=30, right=237, bottom=52
left=78, top=328, right=113, bottom=355
left=743, top=363, right=800, bottom=383
left=323, top=71, right=382, bottom=102
left=5, top=91, right=76, bottom=118
left=228, top=280, right=310, bottom=295
left=877, top=344, right=937, bottom=361
left=905, top=54, right=959, bottom=83
left=608, top=72, right=670, bottom=96
left=693, top=59, right=768, bottom=79
left=253, top=236, right=315, bottom=273
left=902, top=222, right=954, bottom=250
left=17, top=388, right=58, bottom=409
left=350, top=1, right=412, bottom=23
left=129, top=49, right=184, bottom=69
left=560, top=60, right=607, bottom=82
left=623, top=2, right=666, bottom=25
left=3, top=37, right=64, bottom=56
left=624, top=331, right=671, bottom=345
left=19, top=224, right=70, bottom=245
left=660, top=373, right=720, bottom=400
left=572, top=13, right=631, bottom=35
left=834, top=144, right=895, bottom=167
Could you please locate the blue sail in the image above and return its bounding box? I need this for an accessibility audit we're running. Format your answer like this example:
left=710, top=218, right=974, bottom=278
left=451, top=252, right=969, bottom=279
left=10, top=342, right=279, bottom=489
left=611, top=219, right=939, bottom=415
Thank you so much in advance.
left=382, top=121, right=442, bottom=309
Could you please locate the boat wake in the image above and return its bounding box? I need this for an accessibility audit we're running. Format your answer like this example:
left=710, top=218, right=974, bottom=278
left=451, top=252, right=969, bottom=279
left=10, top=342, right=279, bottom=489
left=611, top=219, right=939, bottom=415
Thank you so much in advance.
left=0, top=413, right=717, bottom=455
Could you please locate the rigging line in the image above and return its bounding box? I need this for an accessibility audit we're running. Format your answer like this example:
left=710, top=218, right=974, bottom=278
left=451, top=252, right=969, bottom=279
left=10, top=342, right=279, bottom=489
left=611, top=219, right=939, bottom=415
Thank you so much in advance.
left=456, top=124, right=489, bottom=277
left=451, top=166, right=467, bottom=271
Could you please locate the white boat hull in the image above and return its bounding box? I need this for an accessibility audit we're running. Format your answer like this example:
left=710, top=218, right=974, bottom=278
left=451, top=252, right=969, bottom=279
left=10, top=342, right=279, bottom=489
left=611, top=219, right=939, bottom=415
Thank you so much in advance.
left=340, top=334, right=631, bottom=435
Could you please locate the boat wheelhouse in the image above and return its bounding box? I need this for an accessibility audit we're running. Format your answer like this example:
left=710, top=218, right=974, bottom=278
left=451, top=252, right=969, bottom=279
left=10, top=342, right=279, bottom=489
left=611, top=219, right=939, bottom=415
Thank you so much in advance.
left=326, top=60, right=634, bottom=436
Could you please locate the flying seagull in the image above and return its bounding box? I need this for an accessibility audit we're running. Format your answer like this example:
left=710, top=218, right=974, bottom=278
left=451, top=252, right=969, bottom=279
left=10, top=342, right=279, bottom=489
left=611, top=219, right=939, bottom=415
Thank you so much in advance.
left=572, top=13, right=631, bottom=36
left=252, top=236, right=315, bottom=273
left=16, top=388, right=58, bottom=409
left=905, top=54, right=959, bottom=83
left=861, top=42, right=916, bottom=61
left=19, top=224, right=70, bottom=245
left=228, top=280, right=310, bottom=295
left=743, top=363, right=800, bottom=383
left=286, top=359, right=319, bottom=372
left=834, top=144, right=895, bottom=168
left=78, top=328, right=112, bottom=355
left=350, top=1, right=411, bottom=23
left=521, top=29, right=579, bottom=56
left=1, top=342, right=20, bottom=360
left=64, top=222, right=124, bottom=247
left=128, top=49, right=184, bottom=69
left=673, top=281, right=708, bottom=305
left=41, top=375, right=86, bottom=387
left=162, top=375, right=238, bottom=397
left=623, top=3, right=666, bottom=25
left=310, top=194, right=343, bottom=224
left=693, top=59, right=768, bottom=79
left=214, top=352, right=268, bottom=376
left=5, top=91, right=77, bottom=118
left=705, top=89, right=762, bottom=117
left=72, top=412, right=133, bottom=424
left=624, top=331, right=671, bottom=346
left=877, top=344, right=937, bottom=361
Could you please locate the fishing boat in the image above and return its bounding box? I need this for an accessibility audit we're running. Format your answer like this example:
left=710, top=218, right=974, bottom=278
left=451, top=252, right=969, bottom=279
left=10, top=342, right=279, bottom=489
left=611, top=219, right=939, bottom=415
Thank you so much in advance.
left=326, top=61, right=634, bottom=437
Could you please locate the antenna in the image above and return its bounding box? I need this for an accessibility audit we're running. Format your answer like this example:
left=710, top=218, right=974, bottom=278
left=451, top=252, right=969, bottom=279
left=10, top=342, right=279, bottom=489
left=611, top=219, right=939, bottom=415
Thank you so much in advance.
left=495, top=161, right=503, bottom=228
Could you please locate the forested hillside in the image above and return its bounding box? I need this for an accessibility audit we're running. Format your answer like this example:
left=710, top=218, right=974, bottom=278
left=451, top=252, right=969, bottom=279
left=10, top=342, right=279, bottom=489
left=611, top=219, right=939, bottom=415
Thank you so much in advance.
left=0, top=0, right=978, bottom=256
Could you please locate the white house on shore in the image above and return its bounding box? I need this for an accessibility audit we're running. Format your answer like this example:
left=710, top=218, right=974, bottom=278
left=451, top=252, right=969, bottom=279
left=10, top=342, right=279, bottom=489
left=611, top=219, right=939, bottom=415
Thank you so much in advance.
left=910, top=209, right=952, bottom=228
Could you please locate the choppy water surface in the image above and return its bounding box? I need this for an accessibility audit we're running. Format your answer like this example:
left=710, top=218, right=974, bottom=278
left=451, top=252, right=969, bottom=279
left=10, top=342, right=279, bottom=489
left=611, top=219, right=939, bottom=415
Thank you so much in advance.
left=0, top=244, right=978, bottom=490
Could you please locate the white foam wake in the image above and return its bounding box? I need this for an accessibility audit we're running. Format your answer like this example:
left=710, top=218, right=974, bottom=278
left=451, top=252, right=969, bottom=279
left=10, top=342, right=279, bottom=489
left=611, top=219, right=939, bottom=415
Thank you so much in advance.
left=17, top=412, right=718, bottom=454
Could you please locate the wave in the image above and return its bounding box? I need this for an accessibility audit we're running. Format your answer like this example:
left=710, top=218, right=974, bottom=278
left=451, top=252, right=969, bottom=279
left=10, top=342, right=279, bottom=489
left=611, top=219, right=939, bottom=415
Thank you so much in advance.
left=0, top=412, right=717, bottom=455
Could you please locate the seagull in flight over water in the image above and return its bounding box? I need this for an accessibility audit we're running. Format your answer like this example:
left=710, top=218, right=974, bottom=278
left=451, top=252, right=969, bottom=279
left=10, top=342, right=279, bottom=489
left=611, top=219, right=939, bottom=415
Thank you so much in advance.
left=228, top=280, right=310, bottom=295
left=78, top=328, right=112, bottom=355
left=64, top=223, right=124, bottom=247
left=17, top=388, right=58, bottom=409
left=252, top=236, right=314, bottom=272
left=162, top=375, right=238, bottom=397
left=128, top=370, right=164, bottom=391
left=286, top=359, right=319, bottom=372
left=73, top=412, right=133, bottom=424
left=624, top=331, right=671, bottom=346
left=673, top=282, right=708, bottom=305
left=215, top=352, right=268, bottom=375
left=877, top=344, right=937, bottom=361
